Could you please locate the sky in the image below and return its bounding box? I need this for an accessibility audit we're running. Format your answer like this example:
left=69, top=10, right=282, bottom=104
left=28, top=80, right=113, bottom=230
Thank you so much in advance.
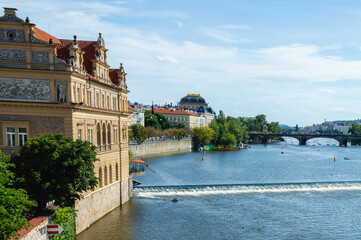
left=5, top=0, right=361, bottom=126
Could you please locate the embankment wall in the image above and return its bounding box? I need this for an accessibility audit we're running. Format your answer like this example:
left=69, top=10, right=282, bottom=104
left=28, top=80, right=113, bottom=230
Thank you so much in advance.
left=75, top=176, right=133, bottom=234
left=129, top=139, right=192, bottom=157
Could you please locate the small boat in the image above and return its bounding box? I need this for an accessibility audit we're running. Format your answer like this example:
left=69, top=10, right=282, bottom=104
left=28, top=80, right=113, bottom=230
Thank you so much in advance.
left=344, top=157, right=350, bottom=160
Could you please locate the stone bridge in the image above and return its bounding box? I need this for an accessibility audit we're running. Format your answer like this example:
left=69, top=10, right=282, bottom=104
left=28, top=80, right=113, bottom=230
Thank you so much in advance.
left=249, top=133, right=361, bottom=147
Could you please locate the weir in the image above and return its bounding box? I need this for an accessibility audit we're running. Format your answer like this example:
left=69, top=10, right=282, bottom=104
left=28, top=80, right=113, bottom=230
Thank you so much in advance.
left=134, top=181, right=361, bottom=197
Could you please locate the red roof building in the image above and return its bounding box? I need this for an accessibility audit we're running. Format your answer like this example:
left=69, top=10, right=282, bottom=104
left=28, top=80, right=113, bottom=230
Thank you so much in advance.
left=153, top=109, right=199, bottom=128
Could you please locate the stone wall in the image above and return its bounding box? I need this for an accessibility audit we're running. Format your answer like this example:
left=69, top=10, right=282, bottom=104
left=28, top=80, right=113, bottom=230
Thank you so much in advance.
left=18, top=216, right=49, bottom=240
left=129, top=139, right=192, bottom=157
left=75, top=176, right=132, bottom=234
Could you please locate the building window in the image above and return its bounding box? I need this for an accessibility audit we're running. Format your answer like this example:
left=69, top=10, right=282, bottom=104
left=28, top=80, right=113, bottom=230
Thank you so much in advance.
left=18, top=128, right=27, bottom=147
left=78, top=129, right=82, bottom=140
left=6, top=127, right=15, bottom=147
left=96, top=93, right=100, bottom=107
left=87, top=91, right=91, bottom=106
left=114, top=128, right=117, bottom=144
left=87, top=129, right=93, bottom=143
left=77, top=87, right=80, bottom=102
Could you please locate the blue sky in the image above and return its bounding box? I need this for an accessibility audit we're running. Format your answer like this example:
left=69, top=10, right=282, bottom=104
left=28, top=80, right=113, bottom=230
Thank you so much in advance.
left=6, top=0, right=361, bottom=126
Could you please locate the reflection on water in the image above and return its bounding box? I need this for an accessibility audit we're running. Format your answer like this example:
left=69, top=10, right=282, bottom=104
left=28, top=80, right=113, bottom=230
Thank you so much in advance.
left=78, top=143, right=361, bottom=240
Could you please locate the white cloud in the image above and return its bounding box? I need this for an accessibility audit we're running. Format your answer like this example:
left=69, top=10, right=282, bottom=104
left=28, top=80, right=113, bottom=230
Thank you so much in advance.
left=321, top=89, right=335, bottom=94
left=174, top=20, right=183, bottom=27
left=220, top=24, right=250, bottom=30
left=202, top=29, right=252, bottom=43
left=156, top=56, right=178, bottom=63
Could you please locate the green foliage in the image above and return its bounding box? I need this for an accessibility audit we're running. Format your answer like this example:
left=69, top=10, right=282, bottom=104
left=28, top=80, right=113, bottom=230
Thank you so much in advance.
left=267, top=122, right=282, bottom=134
left=154, top=113, right=172, bottom=129
left=164, top=128, right=187, bottom=139
left=0, top=151, right=37, bottom=240
left=128, top=149, right=134, bottom=161
left=11, top=133, right=99, bottom=211
left=209, top=111, right=281, bottom=147
left=349, top=123, right=361, bottom=135
left=130, top=124, right=147, bottom=143
left=295, top=124, right=299, bottom=132
left=193, top=127, right=216, bottom=147
left=220, top=132, right=237, bottom=147
left=145, top=111, right=161, bottom=129
left=146, top=126, right=161, bottom=138
left=50, top=207, right=76, bottom=240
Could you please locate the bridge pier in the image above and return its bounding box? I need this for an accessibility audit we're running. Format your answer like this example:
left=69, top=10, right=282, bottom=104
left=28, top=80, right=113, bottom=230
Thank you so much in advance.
left=261, top=136, right=269, bottom=144
left=299, top=138, right=307, bottom=146
left=339, top=139, right=348, bottom=147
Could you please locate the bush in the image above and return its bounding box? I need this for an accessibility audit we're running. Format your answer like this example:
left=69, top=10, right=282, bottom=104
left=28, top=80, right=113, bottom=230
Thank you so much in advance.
left=50, top=207, right=76, bottom=240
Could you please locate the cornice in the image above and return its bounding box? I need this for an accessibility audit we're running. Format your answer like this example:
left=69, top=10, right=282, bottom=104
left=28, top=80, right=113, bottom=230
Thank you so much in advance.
left=0, top=101, right=76, bottom=109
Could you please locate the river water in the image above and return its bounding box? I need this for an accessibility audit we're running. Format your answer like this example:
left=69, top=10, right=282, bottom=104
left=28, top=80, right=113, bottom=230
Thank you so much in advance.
left=78, top=139, right=361, bottom=239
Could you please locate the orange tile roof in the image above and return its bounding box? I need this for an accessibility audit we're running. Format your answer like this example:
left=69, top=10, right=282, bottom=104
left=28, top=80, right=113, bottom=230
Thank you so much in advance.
left=33, top=26, right=61, bottom=44
left=153, top=109, right=198, bottom=116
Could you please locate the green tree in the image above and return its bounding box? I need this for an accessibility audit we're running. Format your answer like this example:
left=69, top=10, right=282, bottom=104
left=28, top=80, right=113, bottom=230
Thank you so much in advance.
left=130, top=124, right=147, bottom=143
left=11, top=133, right=99, bottom=211
left=295, top=124, right=299, bottom=132
left=0, top=151, right=37, bottom=240
left=267, top=122, right=282, bottom=134
left=220, top=132, right=237, bottom=147
left=349, top=123, right=361, bottom=135
left=193, top=127, right=216, bottom=147
left=154, top=113, right=172, bottom=129
left=144, top=111, right=161, bottom=129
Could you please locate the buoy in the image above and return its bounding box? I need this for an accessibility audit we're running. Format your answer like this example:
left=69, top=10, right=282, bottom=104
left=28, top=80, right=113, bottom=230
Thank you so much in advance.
left=171, top=198, right=178, bottom=202
left=201, top=156, right=204, bottom=161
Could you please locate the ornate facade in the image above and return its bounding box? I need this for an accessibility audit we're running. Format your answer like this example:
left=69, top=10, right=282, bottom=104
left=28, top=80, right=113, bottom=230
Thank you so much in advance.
left=0, top=8, right=131, bottom=233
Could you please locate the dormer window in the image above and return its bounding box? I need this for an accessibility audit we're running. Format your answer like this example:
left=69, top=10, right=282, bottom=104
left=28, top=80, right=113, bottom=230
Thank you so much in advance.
left=117, top=77, right=122, bottom=85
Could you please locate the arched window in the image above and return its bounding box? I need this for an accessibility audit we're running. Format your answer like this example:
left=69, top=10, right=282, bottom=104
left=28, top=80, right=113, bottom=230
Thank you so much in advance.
left=98, top=167, right=103, bottom=188
left=109, top=164, right=112, bottom=184
left=107, top=123, right=111, bottom=148
left=97, top=123, right=101, bottom=146
left=104, top=166, right=108, bottom=186
left=115, top=163, right=119, bottom=181
left=102, top=123, right=106, bottom=147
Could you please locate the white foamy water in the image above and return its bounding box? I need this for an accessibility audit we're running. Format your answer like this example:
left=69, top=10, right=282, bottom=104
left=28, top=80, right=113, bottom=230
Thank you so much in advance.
left=134, top=182, right=361, bottom=198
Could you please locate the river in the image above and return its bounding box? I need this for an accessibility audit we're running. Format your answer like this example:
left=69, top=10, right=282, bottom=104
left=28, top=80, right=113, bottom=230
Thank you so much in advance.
left=78, top=139, right=361, bottom=239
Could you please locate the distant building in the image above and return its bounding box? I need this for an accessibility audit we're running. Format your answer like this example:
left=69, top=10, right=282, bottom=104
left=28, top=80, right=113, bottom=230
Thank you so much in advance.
left=179, top=93, right=208, bottom=110
left=333, top=123, right=351, bottom=135
left=128, top=104, right=145, bottom=126
left=153, top=109, right=199, bottom=128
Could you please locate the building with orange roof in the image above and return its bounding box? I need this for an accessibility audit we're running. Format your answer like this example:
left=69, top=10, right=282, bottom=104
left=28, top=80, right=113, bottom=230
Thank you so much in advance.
left=0, top=7, right=132, bottom=234
left=153, top=109, right=199, bottom=128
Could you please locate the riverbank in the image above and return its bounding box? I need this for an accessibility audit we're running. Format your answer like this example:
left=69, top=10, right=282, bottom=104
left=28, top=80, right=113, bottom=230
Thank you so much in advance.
left=129, top=138, right=192, bottom=157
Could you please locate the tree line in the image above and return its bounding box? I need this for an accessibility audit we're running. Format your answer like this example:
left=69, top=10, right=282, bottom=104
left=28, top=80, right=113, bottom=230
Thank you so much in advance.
left=195, top=111, right=282, bottom=148
left=130, top=110, right=281, bottom=148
